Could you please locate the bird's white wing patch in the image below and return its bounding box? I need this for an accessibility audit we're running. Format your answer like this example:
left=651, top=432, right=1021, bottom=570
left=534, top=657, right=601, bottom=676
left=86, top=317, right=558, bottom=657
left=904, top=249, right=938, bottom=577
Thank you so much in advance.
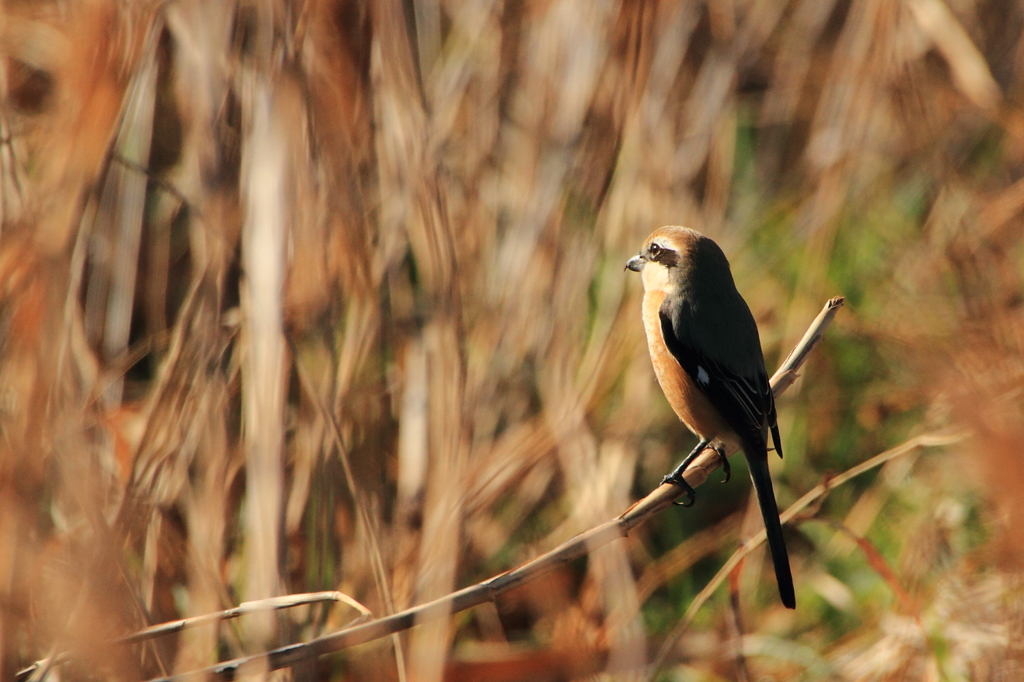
left=697, top=365, right=710, bottom=385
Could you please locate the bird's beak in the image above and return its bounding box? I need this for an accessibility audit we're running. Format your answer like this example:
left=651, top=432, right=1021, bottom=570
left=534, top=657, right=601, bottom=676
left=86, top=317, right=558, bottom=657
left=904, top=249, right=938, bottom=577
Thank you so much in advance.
left=625, top=255, right=644, bottom=272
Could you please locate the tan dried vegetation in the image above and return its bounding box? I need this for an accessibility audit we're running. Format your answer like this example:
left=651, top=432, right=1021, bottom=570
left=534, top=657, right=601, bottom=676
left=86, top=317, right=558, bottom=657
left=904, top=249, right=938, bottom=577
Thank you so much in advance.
left=1, top=0, right=1023, bottom=680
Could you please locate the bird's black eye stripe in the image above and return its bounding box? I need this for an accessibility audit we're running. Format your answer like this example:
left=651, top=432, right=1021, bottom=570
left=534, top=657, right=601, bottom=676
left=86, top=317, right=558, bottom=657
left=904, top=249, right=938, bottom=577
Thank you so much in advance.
left=647, top=242, right=678, bottom=266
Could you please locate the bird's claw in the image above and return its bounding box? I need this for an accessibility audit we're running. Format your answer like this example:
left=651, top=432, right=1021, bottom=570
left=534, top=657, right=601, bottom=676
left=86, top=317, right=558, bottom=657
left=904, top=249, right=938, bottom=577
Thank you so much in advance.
left=662, top=474, right=696, bottom=507
left=713, top=445, right=731, bottom=483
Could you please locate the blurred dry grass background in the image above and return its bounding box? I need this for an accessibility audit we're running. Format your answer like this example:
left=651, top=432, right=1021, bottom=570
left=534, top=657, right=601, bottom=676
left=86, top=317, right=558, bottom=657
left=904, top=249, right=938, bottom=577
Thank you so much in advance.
left=1, top=0, right=1024, bottom=680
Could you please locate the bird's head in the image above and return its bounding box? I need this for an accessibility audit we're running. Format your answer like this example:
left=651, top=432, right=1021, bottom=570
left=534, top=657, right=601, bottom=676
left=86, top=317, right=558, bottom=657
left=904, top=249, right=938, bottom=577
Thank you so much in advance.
left=625, top=226, right=702, bottom=294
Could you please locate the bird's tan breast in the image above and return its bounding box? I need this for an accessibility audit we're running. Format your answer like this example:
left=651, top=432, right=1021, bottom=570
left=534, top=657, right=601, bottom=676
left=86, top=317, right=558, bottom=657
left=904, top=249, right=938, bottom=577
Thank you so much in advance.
left=641, top=289, right=737, bottom=446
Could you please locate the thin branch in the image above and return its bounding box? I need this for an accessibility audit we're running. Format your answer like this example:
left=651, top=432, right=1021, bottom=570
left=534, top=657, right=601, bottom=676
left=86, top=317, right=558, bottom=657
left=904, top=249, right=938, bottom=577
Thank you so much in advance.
left=115, top=592, right=369, bottom=645
left=135, top=296, right=846, bottom=682
left=647, top=426, right=968, bottom=677
left=635, top=512, right=740, bottom=602
left=16, top=593, right=367, bottom=681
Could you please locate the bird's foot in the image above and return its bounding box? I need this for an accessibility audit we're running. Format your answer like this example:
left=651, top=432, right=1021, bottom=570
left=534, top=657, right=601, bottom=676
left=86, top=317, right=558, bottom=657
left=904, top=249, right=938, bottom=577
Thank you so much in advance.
left=662, top=473, right=696, bottom=507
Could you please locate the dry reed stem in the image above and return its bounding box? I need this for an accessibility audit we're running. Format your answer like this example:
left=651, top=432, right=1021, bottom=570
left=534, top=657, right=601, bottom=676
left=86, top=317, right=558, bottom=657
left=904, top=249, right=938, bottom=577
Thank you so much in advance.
left=139, top=296, right=844, bottom=682
left=239, top=73, right=289, bottom=647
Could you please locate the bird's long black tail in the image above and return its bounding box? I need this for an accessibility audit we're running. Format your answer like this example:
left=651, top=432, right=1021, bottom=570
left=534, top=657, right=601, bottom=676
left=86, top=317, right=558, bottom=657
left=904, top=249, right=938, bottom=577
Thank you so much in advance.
left=745, top=453, right=795, bottom=609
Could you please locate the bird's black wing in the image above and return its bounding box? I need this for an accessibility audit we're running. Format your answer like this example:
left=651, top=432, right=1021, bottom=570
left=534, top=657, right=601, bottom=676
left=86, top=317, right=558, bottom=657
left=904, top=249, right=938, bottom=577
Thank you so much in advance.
left=658, top=298, right=778, bottom=455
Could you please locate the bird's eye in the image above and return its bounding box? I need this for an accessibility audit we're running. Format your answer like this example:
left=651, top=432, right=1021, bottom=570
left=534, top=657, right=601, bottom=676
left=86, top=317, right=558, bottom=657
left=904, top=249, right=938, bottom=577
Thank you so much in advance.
left=649, top=243, right=661, bottom=257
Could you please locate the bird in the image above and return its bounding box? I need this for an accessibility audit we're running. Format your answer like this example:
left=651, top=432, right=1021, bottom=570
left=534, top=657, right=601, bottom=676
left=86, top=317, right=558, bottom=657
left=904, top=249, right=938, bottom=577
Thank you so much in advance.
left=626, top=226, right=795, bottom=609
